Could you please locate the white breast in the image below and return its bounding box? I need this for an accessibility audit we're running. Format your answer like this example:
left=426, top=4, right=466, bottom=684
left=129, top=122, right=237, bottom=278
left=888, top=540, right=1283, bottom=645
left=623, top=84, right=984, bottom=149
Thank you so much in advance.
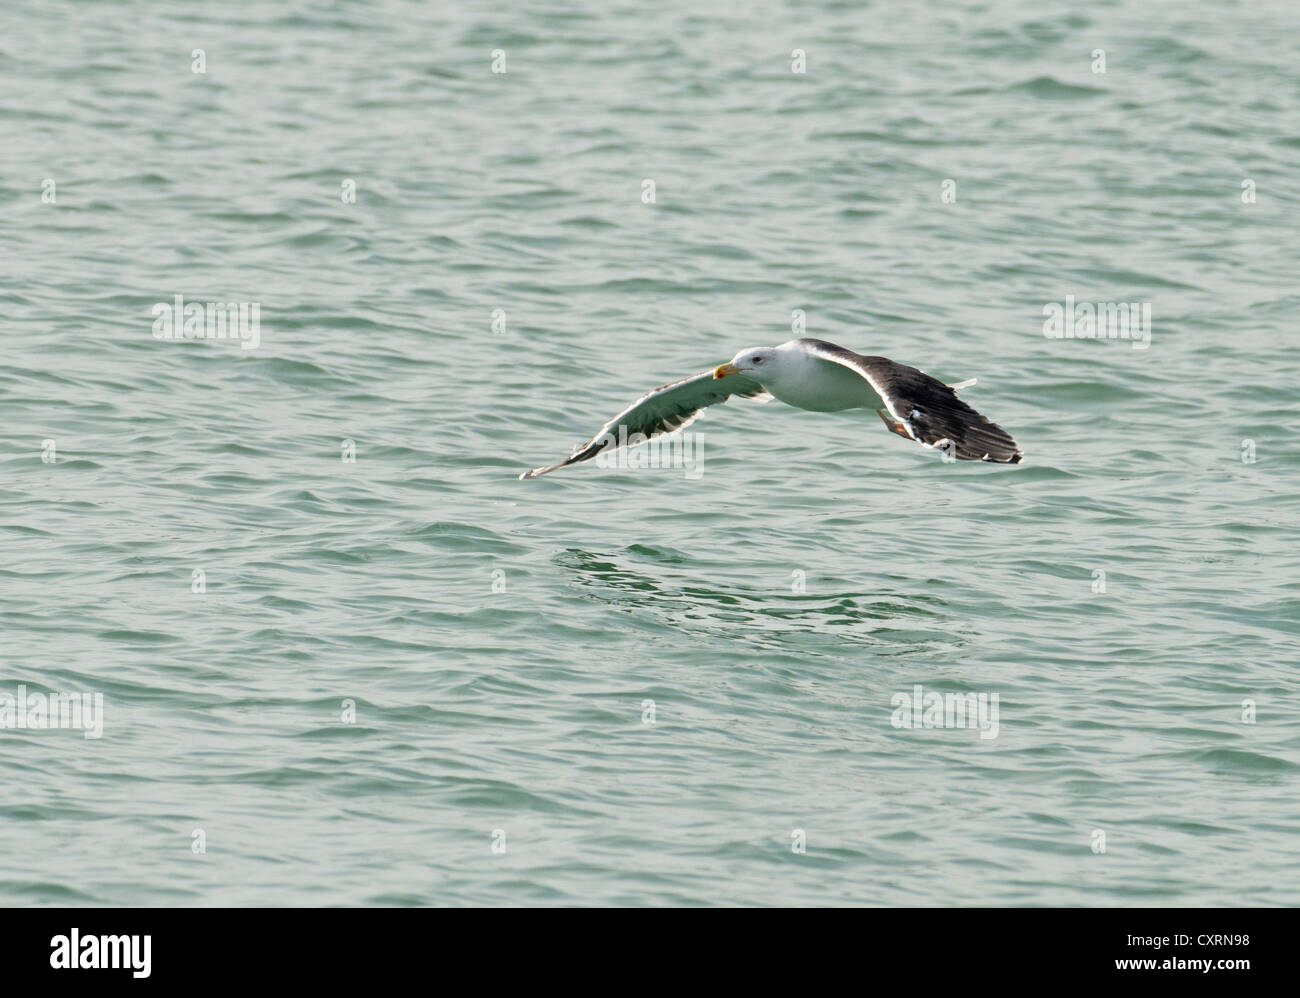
left=760, top=350, right=882, bottom=412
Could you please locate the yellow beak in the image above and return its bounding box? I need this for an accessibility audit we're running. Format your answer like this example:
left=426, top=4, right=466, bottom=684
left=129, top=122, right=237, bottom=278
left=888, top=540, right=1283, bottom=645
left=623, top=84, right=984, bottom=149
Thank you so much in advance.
left=713, top=362, right=739, bottom=379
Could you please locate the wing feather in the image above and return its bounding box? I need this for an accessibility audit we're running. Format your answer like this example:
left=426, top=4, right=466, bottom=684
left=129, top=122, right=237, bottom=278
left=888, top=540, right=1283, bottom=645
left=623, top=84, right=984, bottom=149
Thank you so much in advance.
left=802, top=341, right=1023, bottom=463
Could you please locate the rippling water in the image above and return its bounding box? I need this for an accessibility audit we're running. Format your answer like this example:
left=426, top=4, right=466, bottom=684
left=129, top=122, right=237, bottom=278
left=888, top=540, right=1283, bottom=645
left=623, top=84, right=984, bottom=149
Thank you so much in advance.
left=2, top=0, right=1298, bottom=906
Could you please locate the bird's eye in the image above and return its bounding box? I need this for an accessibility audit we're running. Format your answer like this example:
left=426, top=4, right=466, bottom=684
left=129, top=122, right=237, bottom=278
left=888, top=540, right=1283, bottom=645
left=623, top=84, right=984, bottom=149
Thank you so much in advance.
left=752, top=356, right=763, bottom=364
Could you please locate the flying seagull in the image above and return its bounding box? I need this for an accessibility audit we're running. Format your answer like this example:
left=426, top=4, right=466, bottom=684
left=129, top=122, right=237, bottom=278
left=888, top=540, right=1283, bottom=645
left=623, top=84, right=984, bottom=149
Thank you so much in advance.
left=519, top=338, right=1022, bottom=479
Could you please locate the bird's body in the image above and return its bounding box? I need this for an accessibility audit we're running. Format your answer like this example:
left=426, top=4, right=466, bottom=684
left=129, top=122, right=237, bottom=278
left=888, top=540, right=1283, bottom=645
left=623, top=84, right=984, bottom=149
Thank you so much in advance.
left=520, top=338, right=1022, bottom=479
left=733, top=340, right=884, bottom=412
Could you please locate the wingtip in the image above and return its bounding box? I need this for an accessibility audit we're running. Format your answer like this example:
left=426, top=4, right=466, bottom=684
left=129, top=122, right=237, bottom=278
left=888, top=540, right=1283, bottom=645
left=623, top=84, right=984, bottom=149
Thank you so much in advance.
left=519, top=462, right=564, bottom=480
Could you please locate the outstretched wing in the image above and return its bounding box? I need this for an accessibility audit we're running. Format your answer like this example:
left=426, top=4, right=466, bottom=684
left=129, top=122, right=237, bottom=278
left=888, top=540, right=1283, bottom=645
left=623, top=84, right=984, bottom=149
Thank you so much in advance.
left=804, top=341, right=1023, bottom=463
left=520, top=369, right=770, bottom=479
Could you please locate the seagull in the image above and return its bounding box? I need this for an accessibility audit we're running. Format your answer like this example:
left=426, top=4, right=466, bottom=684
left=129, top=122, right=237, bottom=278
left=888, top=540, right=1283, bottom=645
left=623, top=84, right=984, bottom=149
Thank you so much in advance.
left=519, top=338, right=1022, bottom=479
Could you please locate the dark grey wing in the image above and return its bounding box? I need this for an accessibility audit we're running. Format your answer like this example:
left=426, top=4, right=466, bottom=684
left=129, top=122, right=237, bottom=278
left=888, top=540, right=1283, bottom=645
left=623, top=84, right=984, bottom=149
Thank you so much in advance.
left=520, top=369, right=770, bottom=479
left=805, top=342, right=1023, bottom=463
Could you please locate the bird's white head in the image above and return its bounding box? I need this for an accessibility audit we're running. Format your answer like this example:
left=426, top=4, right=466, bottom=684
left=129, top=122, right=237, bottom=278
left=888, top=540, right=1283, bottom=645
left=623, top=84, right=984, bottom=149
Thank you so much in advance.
left=713, top=346, right=781, bottom=380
